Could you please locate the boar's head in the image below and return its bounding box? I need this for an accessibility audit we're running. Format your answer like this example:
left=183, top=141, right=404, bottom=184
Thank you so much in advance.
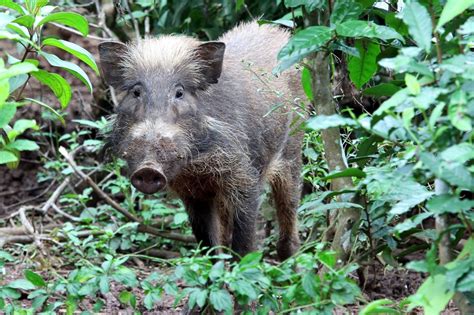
left=98, top=37, right=225, bottom=194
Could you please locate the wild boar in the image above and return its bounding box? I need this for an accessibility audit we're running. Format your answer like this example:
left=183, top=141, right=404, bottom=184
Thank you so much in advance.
left=98, top=22, right=304, bottom=260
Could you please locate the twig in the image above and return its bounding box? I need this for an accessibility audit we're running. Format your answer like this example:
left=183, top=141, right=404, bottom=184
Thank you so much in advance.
left=40, top=177, right=71, bottom=214
left=51, top=204, right=80, bottom=221
left=123, top=0, right=140, bottom=40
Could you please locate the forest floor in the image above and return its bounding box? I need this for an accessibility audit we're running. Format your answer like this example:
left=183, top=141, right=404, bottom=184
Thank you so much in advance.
left=0, top=29, right=459, bottom=314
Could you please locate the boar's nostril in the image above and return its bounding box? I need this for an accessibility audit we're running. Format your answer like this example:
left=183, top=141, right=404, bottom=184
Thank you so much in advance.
left=131, top=167, right=167, bottom=194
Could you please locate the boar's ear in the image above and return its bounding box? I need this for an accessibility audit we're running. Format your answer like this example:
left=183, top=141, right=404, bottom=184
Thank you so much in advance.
left=195, top=42, right=225, bottom=85
left=98, top=41, right=128, bottom=89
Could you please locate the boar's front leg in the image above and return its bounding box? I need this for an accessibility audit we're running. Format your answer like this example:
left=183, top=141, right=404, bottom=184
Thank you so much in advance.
left=184, top=198, right=219, bottom=249
left=227, top=187, right=260, bottom=258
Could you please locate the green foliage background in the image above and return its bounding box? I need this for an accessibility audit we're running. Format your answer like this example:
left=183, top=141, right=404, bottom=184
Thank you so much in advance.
left=0, top=0, right=473, bottom=314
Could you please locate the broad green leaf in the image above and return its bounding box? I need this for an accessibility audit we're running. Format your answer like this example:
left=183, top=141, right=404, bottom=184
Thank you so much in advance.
left=0, top=0, right=26, bottom=14
left=440, top=143, right=474, bottom=164
left=24, top=270, right=46, bottom=287
left=427, top=194, right=474, bottom=214
left=36, top=12, right=89, bottom=36
left=0, top=103, right=16, bottom=128
left=302, top=272, right=318, bottom=296
left=317, top=251, right=337, bottom=268
left=40, top=52, right=92, bottom=92
left=8, top=139, right=39, bottom=151
left=360, top=299, right=399, bottom=315
left=32, top=69, right=72, bottom=108
left=188, top=288, right=208, bottom=309
left=323, top=168, right=366, bottom=180
left=363, top=83, right=401, bottom=97
left=12, top=15, right=34, bottom=28
left=6, top=23, right=30, bottom=39
left=437, top=0, right=474, bottom=30
left=209, top=289, right=232, bottom=312
left=420, top=152, right=474, bottom=191
left=336, top=20, right=404, bottom=42
left=284, top=0, right=325, bottom=11
left=209, top=261, right=225, bottom=281
left=7, top=279, right=36, bottom=290
left=401, top=1, right=432, bottom=52
left=407, top=274, right=454, bottom=314
left=330, top=0, right=363, bottom=25
left=306, top=114, right=357, bottom=130
left=301, top=67, right=313, bottom=101
left=275, top=26, right=332, bottom=73
left=405, top=73, right=420, bottom=95
left=0, top=62, right=38, bottom=81
left=239, top=252, right=262, bottom=266
left=348, top=40, right=380, bottom=89
left=42, top=38, right=99, bottom=74
left=0, top=150, right=17, bottom=164
left=13, top=119, right=37, bottom=133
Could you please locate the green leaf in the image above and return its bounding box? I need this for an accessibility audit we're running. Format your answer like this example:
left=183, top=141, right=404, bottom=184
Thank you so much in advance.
left=317, top=251, right=337, bottom=268
left=36, top=12, right=89, bottom=36
left=440, top=143, right=474, bottom=164
left=0, top=62, right=38, bottom=81
left=24, top=270, right=46, bottom=287
left=209, top=289, right=232, bottom=312
left=42, top=38, right=99, bottom=75
left=12, top=15, right=34, bottom=28
left=8, top=139, right=39, bottom=151
left=0, top=150, right=18, bottom=164
left=0, top=103, right=16, bottom=128
left=31, top=69, right=71, bottom=108
left=360, top=299, right=399, bottom=315
left=188, top=288, right=208, bottom=309
left=8, top=279, right=36, bottom=290
left=0, top=0, right=27, bottom=14
left=405, top=73, right=421, bottom=95
left=330, top=0, right=364, bottom=25
left=301, top=67, right=313, bottom=101
left=284, top=0, right=325, bottom=11
left=13, top=119, right=37, bottom=133
left=302, top=272, right=318, bottom=296
left=240, top=252, right=263, bottom=266
left=336, top=20, right=404, bottom=42
left=427, top=194, right=474, bottom=214
left=231, top=280, right=257, bottom=299
left=401, top=1, right=432, bottom=52
left=362, top=83, right=401, bottom=97
left=275, top=26, right=333, bottom=73
left=348, top=40, right=381, bottom=89
left=437, top=0, right=474, bottom=30
left=407, top=274, right=454, bottom=314
left=323, top=168, right=366, bottom=180
left=40, top=51, right=92, bottom=92
left=209, top=261, right=225, bottom=281
left=420, top=152, right=474, bottom=191
left=306, top=114, right=356, bottom=130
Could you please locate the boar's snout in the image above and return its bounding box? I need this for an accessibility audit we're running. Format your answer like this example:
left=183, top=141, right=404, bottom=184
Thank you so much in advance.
left=131, top=166, right=167, bottom=194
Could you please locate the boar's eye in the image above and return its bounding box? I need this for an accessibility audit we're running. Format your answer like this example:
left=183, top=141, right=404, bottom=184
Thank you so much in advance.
left=175, top=85, right=184, bottom=100
left=131, top=85, right=142, bottom=98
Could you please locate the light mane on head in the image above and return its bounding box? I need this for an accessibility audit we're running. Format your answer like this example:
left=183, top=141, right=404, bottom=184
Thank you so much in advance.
left=120, top=35, right=202, bottom=81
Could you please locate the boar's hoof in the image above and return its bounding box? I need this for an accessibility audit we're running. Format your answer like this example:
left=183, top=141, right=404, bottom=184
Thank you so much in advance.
left=131, top=167, right=167, bottom=194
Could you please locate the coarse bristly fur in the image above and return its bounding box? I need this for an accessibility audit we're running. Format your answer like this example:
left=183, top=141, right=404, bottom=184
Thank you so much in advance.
left=99, top=21, right=306, bottom=261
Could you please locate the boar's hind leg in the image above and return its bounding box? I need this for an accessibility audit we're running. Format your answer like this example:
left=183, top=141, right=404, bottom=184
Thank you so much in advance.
left=270, top=159, right=301, bottom=261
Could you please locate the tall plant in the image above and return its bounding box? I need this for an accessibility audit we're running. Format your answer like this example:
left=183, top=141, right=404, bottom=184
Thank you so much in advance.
left=0, top=0, right=97, bottom=168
